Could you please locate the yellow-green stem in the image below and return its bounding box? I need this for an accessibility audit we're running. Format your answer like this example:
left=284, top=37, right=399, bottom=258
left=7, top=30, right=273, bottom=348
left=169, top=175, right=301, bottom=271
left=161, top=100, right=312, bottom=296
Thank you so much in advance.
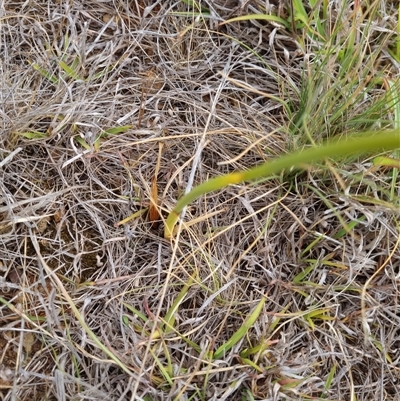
left=164, top=130, right=399, bottom=239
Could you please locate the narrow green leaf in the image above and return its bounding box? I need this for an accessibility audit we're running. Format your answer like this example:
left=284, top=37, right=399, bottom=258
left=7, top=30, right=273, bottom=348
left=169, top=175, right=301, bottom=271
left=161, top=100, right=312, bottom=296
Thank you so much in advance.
left=89, top=66, right=114, bottom=81
left=292, top=0, right=308, bottom=19
left=240, top=338, right=273, bottom=358
left=115, top=208, right=148, bottom=226
left=180, top=0, right=210, bottom=13
left=59, top=60, right=82, bottom=81
left=149, top=348, right=173, bottom=387
left=74, top=136, right=91, bottom=150
left=372, top=337, right=393, bottom=363
left=241, top=388, right=255, bottom=401
left=268, top=303, right=291, bottom=333
left=28, top=61, right=58, bottom=84
left=304, top=308, right=334, bottom=329
left=0, top=297, right=46, bottom=322
left=122, top=302, right=148, bottom=323
left=305, top=308, right=332, bottom=318
left=321, top=363, right=337, bottom=398
left=165, top=130, right=400, bottom=238
left=293, top=261, right=317, bottom=284
left=164, top=276, right=194, bottom=333
left=238, top=356, right=263, bottom=373
left=373, top=156, right=400, bottom=168
left=160, top=317, right=202, bottom=353
left=161, top=340, right=174, bottom=378
left=333, top=215, right=367, bottom=239
left=300, top=235, right=323, bottom=257
left=213, top=296, right=266, bottom=360
left=385, top=79, right=400, bottom=201
left=18, top=131, right=48, bottom=139
left=93, top=125, right=133, bottom=151
left=220, top=13, right=290, bottom=30
left=103, top=125, right=132, bottom=136
left=63, top=33, right=70, bottom=52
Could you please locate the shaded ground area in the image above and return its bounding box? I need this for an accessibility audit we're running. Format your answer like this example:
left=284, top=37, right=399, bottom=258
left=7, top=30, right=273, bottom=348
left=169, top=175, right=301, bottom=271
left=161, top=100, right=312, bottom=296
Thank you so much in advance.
left=1, top=1, right=399, bottom=400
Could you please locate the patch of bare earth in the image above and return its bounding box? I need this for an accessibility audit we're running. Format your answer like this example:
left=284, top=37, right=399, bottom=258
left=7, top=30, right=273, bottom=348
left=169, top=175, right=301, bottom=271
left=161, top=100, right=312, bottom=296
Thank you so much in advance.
left=1, top=1, right=399, bottom=400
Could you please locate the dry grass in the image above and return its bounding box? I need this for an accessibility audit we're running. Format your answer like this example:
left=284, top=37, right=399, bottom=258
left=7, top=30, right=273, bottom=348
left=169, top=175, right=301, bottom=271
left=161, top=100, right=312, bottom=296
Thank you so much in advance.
left=0, top=1, right=399, bottom=400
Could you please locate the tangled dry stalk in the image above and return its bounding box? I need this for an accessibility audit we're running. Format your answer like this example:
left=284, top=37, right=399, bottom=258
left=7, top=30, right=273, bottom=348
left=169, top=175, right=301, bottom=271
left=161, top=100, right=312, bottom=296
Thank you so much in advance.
left=1, top=1, right=399, bottom=400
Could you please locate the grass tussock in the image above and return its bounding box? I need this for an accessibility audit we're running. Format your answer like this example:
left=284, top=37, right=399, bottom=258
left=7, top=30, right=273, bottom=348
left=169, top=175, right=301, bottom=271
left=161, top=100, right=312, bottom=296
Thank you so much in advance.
left=0, top=1, right=399, bottom=400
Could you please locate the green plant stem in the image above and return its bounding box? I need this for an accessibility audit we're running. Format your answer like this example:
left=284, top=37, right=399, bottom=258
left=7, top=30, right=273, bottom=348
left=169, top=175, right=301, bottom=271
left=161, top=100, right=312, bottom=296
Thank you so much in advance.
left=164, top=130, right=400, bottom=238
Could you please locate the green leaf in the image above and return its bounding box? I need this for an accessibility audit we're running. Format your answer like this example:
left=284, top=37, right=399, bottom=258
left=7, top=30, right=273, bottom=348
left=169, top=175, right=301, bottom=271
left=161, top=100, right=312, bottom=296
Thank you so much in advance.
left=213, top=296, right=266, bottom=360
left=180, top=0, right=210, bottom=13
left=59, top=60, right=83, bottom=81
left=321, top=362, right=337, bottom=398
left=220, top=13, right=290, bottom=30
left=93, top=125, right=133, bottom=151
left=18, top=131, right=48, bottom=139
left=165, top=130, right=400, bottom=239
left=293, top=261, right=318, bottom=284
left=74, top=136, right=91, bottom=150
left=149, top=346, right=173, bottom=387
left=102, top=125, right=132, bottom=136
left=333, top=215, right=367, bottom=239
left=163, top=276, right=194, bottom=333
left=28, top=61, right=58, bottom=84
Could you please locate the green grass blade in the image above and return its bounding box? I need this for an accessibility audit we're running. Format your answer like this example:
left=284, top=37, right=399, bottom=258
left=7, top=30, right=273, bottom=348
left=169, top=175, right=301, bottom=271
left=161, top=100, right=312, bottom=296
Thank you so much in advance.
left=163, top=275, right=194, bottom=333
left=213, top=296, right=266, bottom=360
left=164, top=130, right=400, bottom=238
left=149, top=347, right=174, bottom=387
left=180, top=0, right=210, bottom=13
left=74, top=135, right=91, bottom=150
left=397, top=4, right=400, bottom=59
left=389, top=4, right=400, bottom=62
left=373, top=156, right=400, bottom=169
left=159, top=317, right=202, bottom=353
left=93, top=125, right=133, bottom=150
left=28, top=60, right=59, bottom=84
left=102, top=125, right=132, bottom=136
left=386, top=79, right=400, bottom=201
left=219, top=13, right=290, bottom=30
left=321, top=362, right=337, bottom=398
left=59, top=60, right=83, bottom=81
left=333, top=215, right=367, bottom=239
left=18, top=131, right=48, bottom=139
left=123, top=302, right=149, bottom=323
left=293, top=260, right=318, bottom=284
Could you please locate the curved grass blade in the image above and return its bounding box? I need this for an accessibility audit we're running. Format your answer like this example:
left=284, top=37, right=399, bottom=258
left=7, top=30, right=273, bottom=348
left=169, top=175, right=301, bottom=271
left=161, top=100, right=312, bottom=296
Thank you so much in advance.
left=219, top=13, right=290, bottom=30
left=164, top=130, right=400, bottom=238
left=213, top=296, right=266, bottom=360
